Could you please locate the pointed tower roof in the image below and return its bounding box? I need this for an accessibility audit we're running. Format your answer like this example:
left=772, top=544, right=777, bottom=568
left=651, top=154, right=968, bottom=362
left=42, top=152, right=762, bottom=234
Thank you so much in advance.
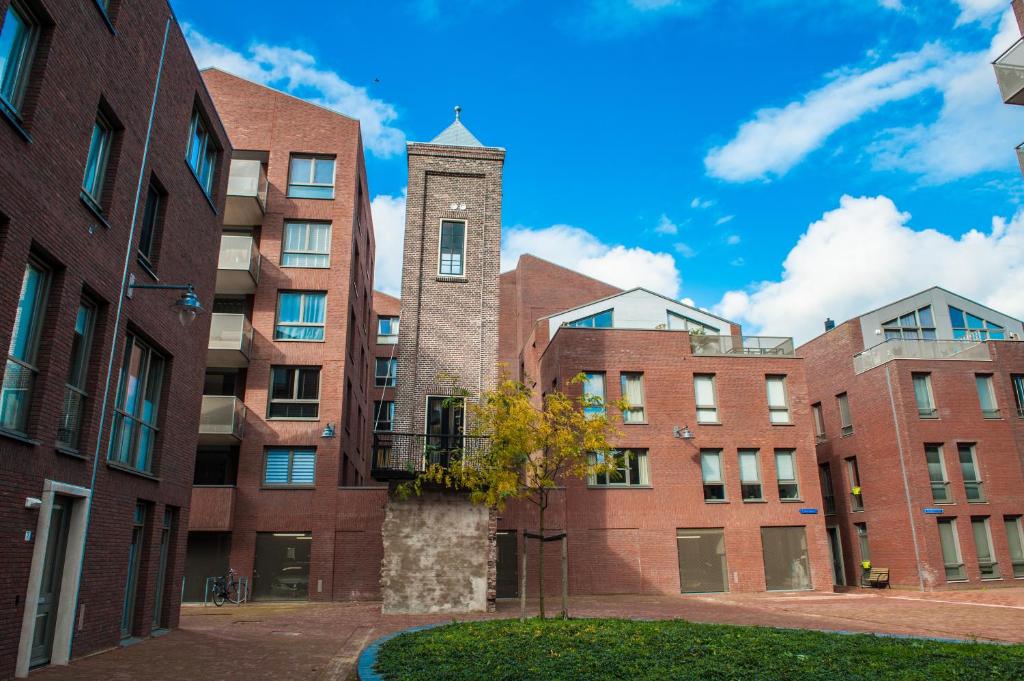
left=429, top=105, right=484, bottom=147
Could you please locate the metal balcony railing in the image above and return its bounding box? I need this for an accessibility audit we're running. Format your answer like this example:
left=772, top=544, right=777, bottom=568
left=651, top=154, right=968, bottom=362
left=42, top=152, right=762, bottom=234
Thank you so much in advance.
left=371, top=432, right=489, bottom=480
left=994, top=38, right=1024, bottom=105
left=853, top=339, right=991, bottom=374
left=689, top=334, right=795, bottom=357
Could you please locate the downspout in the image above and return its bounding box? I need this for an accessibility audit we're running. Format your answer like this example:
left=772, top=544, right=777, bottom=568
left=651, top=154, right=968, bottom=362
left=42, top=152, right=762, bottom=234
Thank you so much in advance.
left=884, top=365, right=926, bottom=591
left=69, top=16, right=172, bottom=656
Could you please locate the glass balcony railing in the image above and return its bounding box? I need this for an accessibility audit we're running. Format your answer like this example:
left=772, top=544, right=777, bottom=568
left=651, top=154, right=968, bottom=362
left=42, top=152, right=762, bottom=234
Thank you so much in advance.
left=994, top=39, right=1024, bottom=105
left=853, top=339, right=991, bottom=374
left=689, top=335, right=795, bottom=357
left=224, top=159, right=268, bottom=226
left=198, top=395, right=246, bottom=444
left=216, top=234, right=260, bottom=294
left=207, top=314, right=254, bottom=367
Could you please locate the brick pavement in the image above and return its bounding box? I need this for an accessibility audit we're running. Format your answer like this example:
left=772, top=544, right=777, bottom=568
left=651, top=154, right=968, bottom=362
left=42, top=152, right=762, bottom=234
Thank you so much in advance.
left=28, top=589, right=1024, bottom=681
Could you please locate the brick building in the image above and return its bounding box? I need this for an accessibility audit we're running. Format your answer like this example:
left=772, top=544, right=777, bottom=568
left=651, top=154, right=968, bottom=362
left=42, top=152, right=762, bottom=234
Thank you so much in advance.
left=799, top=288, right=1024, bottom=589
left=182, top=69, right=385, bottom=606
left=0, top=0, right=229, bottom=676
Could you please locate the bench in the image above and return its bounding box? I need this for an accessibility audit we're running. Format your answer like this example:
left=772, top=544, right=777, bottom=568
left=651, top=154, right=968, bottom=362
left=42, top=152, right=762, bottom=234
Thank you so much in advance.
left=864, top=568, right=890, bottom=589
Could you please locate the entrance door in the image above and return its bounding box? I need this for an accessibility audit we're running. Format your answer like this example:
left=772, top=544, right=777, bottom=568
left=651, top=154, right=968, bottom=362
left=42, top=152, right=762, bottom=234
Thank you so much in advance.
left=677, top=528, right=729, bottom=593
left=761, top=526, right=812, bottom=591
left=496, top=531, right=518, bottom=598
left=151, top=509, right=172, bottom=629
left=121, top=503, right=146, bottom=639
left=30, top=496, right=72, bottom=668
left=426, top=396, right=464, bottom=467
left=826, top=526, right=846, bottom=586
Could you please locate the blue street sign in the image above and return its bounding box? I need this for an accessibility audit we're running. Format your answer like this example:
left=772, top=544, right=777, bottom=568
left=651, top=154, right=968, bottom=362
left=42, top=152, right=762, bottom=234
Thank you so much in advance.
left=799, top=508, right=818, bottom=515
left=924, top=508, right=944, bottom=514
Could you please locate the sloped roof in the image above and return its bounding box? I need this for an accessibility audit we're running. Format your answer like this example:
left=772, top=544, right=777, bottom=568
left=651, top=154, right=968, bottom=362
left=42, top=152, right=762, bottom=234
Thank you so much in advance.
left=430, top=119, right=484, bottom=147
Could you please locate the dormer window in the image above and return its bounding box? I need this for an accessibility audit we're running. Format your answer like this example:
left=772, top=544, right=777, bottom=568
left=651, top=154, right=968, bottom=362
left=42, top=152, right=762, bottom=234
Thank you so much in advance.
left=881, top=305, right=935, bottom=340
left=667, top=310, right=719, bottom=334
left=949, top=306, right=1004, bottom=340
left=567, top=309, right=612, bottom=328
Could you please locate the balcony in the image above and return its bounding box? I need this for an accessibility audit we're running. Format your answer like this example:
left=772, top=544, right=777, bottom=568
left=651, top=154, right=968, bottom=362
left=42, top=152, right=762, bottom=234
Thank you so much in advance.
left=198, top=395, right=246, bottom=444
left=224, top=159, right=268, bottom=226
left=371, top=432, right=489, bottom=480
left=689, top=334, right=795, bottom=357
left=216, top=234, right=260, bottom=295
left=853, top=339, right=991, bottom=374
left=207, top=313, right=254, bottom=368
left=188, top=486, right=236, bottom=531
left=1016, top=142, right=1024, bottom=176
left=994, top=39, right=1024, bottom=105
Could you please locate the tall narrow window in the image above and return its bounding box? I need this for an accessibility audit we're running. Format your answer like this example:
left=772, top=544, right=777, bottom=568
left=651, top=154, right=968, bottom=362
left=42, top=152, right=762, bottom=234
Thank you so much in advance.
left=971, top=517, right=1000, bottom=580
left=438, top=220, right=466, bottom=276
left=274, top=291, right=326, bottom=341
left=57, top=300, right=96, bottom=450
left=268, top=366, right=320, bottom=419
left=151, top=508, right=173, bottom=630
left=958, top=444, right=984, bottom=502
left=738, top=449, right=762, bottom=501
left=377, top=316, right=399, bottom=344
left=620, top=372, right=645, bottom=423
left=582, top=372, right=606, bottom=418
left=925, top=445, right=950, bottom=503
left=775, top=449, right=799, bottom=500
left=846, top=456, right=863, bottom=511
left=855, top=522, right=869, bottom=564
left=811, top=403, right=825, bottom=442
left=975, top=374, right=999, bottom=418
left=264, top=448, right=316, bottom=486
left=1004, top=516, right=1024, bottom=578
left=589, top=449, right=649, bottom=487
left=819, top=463, right=836, bottom=514
left=1, top=260, right=48, bottom=434
left=1012, top=375, right=1024, bottom=419
left=701, top=449, right=725, bottom=501
left=912, top=373, right=937, bottom=418
left=0, top=1, right=38, bottom=116
left=694, top=374, right=718, bottom=423
left=374, top=358, right=397, bottom=388
left=836, top=392, right=853, bottom=436
left=82, top=114, right=113, bottom=207
left=186, top=107, right=218, bottom=195
left=281, top=221, right=331, bottom=268
left=937, top=518, right=966, bottom=581
left=373, top=400, right=394, bottom=432
left=287, top=155, right=335, bottom=199
left=110, top=335, right=164, bottom=473
left=121, top=502, right=146, bottom=638
left=138, top=181, right=162, bottom=265
left=765, top=376, right=790, bottom=424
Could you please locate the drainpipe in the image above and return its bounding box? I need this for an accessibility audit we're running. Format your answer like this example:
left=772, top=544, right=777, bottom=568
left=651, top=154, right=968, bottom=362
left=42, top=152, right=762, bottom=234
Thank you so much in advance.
left=884, top=365, right=926, bottom=591
left=67, top=16, right=172, bottom=657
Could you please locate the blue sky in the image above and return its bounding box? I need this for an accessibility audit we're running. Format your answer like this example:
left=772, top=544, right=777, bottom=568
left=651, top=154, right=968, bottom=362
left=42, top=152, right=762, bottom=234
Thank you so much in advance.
left=176, top=0, right=1024, bottom=343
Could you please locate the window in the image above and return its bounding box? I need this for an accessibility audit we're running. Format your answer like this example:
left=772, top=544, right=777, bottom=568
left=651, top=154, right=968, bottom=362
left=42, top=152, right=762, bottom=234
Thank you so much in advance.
left=373, top=400, right=394, bottom=432
left=881, top=305, right=936, bottom=340
left=374, top=358, right=396, bottom=388
left=765, top=376, right=790, bottom=424
left=0, top=1, right=38, bottom=116
left=912, top=373, right=937, bottom=418
left=761, top=527, right=812, bottom=591
left=274, top=291, right=326, bottom=341
left=138, top=181, right=163, bottom=265
left=701, top=450, right=725, bottom=501
left=855, top=523, right=870, bottom=563
left=694, top=374, right=718, bottom=423
left=268, top=367, right=320, bottom=419
left=287, top=155, right=335, bottom=199
left=958, top=444, right=984, bottom=502
left=925, top=445, right=950, bottom=503
left=971, top=517, right=1000, bottom=580
left=438, top=220, right=466, bottom=276
left=57, top=300, right=96, bottom=450
left=949, top=306, right=1005, bottom=340
left=0, top=260, right=48, bottom=434
left=938, top=519, right=966, bottom=581
left=263, top=448, right=316, bottom=486
left=110, top=335, right=164, bottom=473
left=582, top=372, right=605, bottom=418
left=819, top=463, right=836, bottom=514
left=82, top=114, right=113, bottom=207
left=677, top=528, right=729, bottom=593
left=1012, top=375, right=1024, bottom=419
left=377, top=316, right=399, bottom=344
left=281, top=222, right=331, bottom=268
left=975, top=374, right=999, bottom=418
left=738, top=450, right=762, bottom=501
left=836, top=392, right=853, bottom=436
left=589, top=449, right=649, bottom=486
left=567, top=309, right=613, bottom=328
left=1004, top=516, right=1024, bottom=578
left=846, top=456, right=863, bottom=511
left=667, top=310, right=720, bottom=334
left=152, top=508, right=173, bottom=630
left=811, top=403, right=825, bottom=442
left=775, top=450, right=799, bottom=500
left=620, top=372, right=645, bottom=423
left=186, top=107, right=218, bottom=195
left=122, top=502, right=146, bottom=638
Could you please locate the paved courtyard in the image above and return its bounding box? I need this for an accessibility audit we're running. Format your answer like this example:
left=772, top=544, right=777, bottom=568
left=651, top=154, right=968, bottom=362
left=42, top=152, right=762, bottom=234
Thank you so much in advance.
left=32, top=588, right=1024, bottom=681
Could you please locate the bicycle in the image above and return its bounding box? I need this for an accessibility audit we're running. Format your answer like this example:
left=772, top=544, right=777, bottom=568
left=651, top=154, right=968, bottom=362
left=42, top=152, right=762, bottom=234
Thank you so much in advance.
left=211, top=568, right=238, bottom=607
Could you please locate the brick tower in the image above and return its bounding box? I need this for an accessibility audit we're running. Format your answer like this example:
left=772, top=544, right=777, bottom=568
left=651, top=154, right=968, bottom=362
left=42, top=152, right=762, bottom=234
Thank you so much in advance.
left=377, top=108, right=505, bottom=613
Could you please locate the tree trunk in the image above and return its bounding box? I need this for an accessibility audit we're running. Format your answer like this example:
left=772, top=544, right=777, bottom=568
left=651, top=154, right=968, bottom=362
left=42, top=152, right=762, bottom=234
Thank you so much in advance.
left=561, top=535, right=568, bottom=619
left=538, top=498, right=546, bottom=619
left=519, top=533, right=527, bottom=622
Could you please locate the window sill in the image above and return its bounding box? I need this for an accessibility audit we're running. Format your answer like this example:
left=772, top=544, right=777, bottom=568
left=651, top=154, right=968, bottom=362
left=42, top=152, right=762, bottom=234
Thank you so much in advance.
left=850, top=509, right=865, bottom=513
left=106, top=461, right=160, bottom=481
left=281, top=264, right=331, bottom=269
left=286, top=192, right=335, bottom=201
left=435, top=275, right=468, bottom=283
left=840, top=430, right=855, bottom=438
left=260, top=485, right=316, bottom=490
left=771, top=422, right=796, bottom=427
left=741, top=499, right=768, bottom=504
left=273, top=338, right=326, bottom=343
left=967, top=500, right=989, bottom=504
left=622, top=421, right=649, bottom=426
left=137, top=255, right=158, bottom=280
left=266, top=417, right=321, bottom=422
left=814, top=437, right=827, bottom=444
left=184, top=159, right=218, bottom=214
left=587, top=485, right=653, bottom=490
left=0, top=99, right=31, bottom=142
left=0, top=428, right=41, bottom=447
left=780, top=499, right=805, bottom=503
left=80, top=192, right=112, bottom=229
left=91, top=0, right=117, bottom=34
left=918, top=414, right=939, bottom=420
left=55, top=445, right=88, bottom=460
left=697, top=421, right=722, bottom=426
left=982, top=416, right=1002, bottom=421
left=703, top=499, right=730, bottom=504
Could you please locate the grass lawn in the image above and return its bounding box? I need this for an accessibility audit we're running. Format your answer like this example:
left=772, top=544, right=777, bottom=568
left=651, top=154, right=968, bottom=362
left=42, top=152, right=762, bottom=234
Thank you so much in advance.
left=374, top=618, right=1024, bottom=680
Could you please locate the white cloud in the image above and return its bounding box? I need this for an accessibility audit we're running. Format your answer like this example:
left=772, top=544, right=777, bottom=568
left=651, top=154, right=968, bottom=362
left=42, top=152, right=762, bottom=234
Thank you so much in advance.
left=730, top=257, right=745, bottom=267
left=370, top=191, right=407, bottom=296
left=501, top=225, right=682, bottom=297
left=674, top=242, right=696, bottom=258
left=714, top=195, right=1024, bottom=344
left=953, top=0, right=1007, bottom=25
left=654, top=214, right=679, bottom=235
left=183, top=25, right=404, bottom=158
left=681, top=297, right=696, bottom=307
left=878, top=0, right=903, bottom=9
left=690, top=197, right=715, bottom=209
left=716, top=215, right=735, bottom=226
left=726, top=234, right=741, bottom=245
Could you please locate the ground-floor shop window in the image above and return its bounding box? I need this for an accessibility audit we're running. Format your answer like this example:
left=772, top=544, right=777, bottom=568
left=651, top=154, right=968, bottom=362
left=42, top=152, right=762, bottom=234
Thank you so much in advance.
left=676, top=528, right=728, bottom=593
left=761, top=526, right=812, bottom=591
left=253, top=532, right=312, bottom=600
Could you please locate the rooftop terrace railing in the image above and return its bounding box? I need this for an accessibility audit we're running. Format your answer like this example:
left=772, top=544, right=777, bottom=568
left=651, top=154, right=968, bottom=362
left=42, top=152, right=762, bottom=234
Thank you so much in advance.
left=689, top=335, right=795, bottom=357
left=853, top=338, right=992, bottom=374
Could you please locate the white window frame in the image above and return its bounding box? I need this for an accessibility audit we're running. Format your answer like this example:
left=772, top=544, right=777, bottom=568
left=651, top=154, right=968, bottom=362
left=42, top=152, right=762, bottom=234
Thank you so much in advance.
left=582, top=371, right=606, bottom=418
left=957, top=443, right=985, bottom=502
left=281, top=221, right=331, bottom=268
left=738, top=449, right=762, bottom=501
left=811, top=403, right=825, bottom=442
left=924, top=444, right=951, bottom=503
left=694, top=374, right=718, bottom=424
left=938, top=518, right=967, bottom=582
left=287, top=154, right=336, bottom=199
left=855, top=522, right=870, bottom=563
left=971, top=517, right=1000, bottom=580
left=376, top=316, right=399, bottom=344
left=588, top=448, right=649, bottom=487
left=267, top=366, right=320, bottom=420
left=620, top=372, right=645, bottom=423
left=437, top=218, right=467, bottom=277
left=700, top=449, right=725, bottom=502
left=836, top=392, right=853, bottom=436
left=975, top=374, right=999, bottom=419
left=774, top=449, right=800, bottom=501
left=846, top=456, right=863, bottom=511
left=912, top=373, right=937, bottom=418
left=765, top=375, right=790, bottom=424
left=1005, top=516, right=1024, bottom=578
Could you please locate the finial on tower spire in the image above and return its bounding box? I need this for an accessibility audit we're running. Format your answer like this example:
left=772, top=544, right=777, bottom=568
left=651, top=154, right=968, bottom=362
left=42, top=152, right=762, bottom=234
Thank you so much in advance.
left=454, top=105, right=461, bottom=122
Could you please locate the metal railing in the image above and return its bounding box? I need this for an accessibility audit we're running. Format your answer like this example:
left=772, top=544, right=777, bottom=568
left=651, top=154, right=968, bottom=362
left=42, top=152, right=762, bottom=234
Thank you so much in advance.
left=994, top=38, right=1024, bottom=105
left=371, top=432, right=489, bottom=479
left=689, top=335, right=795, bottom=357
left=226, top=159, right=268, bottom=210
left=853, top=339, right=991, bottom=374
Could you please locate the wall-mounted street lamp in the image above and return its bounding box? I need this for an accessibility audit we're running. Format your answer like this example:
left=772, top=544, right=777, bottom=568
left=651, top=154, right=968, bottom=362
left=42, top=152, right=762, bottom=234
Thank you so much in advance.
left=126, top=272, right=204, bottom=326
left=321, top=423, right=337, bottom=438
left=674, top=425, right=695, bottom=440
